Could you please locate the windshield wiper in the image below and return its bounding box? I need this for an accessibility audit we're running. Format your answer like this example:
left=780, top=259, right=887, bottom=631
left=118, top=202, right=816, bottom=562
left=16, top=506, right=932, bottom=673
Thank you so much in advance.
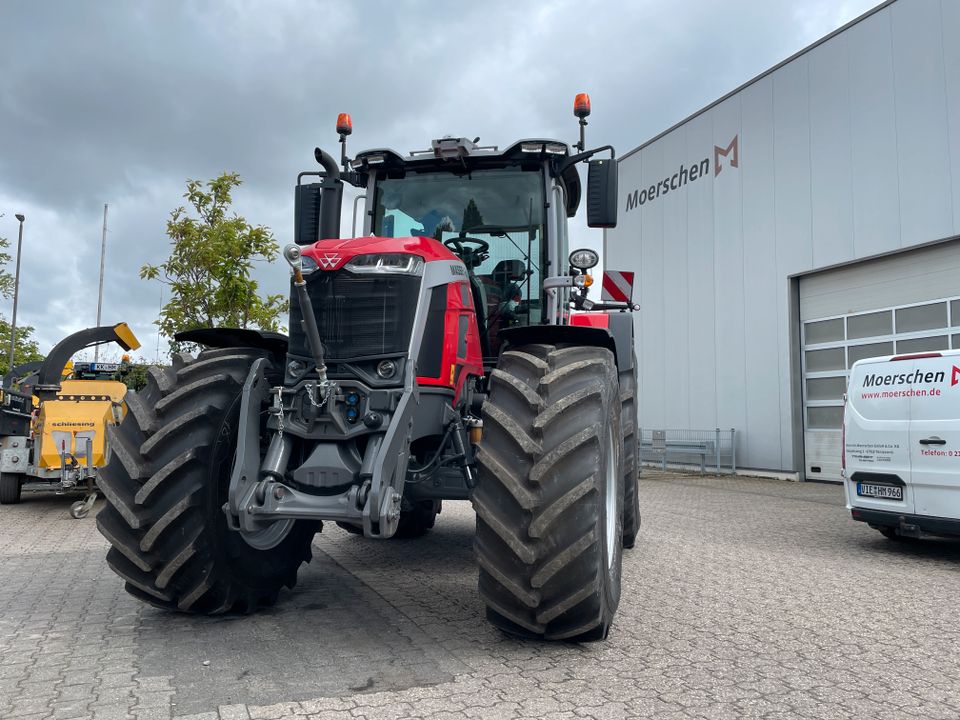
left=466, top=224, right=540, bottom=274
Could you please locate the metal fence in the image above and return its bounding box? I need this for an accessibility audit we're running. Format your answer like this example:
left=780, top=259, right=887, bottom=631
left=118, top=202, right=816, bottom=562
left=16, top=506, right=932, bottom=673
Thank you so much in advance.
left=639, top=428, right=737, bottom=474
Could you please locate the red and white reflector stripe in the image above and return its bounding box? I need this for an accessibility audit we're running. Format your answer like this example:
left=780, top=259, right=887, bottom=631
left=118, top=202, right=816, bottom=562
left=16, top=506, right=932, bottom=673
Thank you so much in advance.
left=601, top=270, right=634, bottom=303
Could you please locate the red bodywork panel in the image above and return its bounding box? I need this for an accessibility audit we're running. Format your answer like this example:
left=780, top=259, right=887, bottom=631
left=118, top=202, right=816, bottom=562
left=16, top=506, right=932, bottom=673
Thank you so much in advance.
left=418, top=282, right=484, bottom=404
left=570, top=313, right=610, bottom=329
left=302, top=236, right=459, bottom=270
left=303, top=235, right=482, bottom=405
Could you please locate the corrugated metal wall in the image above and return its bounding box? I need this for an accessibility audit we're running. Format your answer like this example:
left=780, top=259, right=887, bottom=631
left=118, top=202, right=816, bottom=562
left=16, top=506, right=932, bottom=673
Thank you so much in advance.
left=606, top=0, right=960, bottom=473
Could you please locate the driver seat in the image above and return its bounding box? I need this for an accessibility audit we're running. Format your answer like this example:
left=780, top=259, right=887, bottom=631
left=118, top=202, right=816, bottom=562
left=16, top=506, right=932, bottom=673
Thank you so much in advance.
left=481, top=259, right=525, bottom=312
left=491, top=260, right=525, bottom=294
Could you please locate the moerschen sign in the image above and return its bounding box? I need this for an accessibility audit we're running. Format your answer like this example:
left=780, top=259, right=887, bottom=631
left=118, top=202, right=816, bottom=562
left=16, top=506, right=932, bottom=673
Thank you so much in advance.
left=624, top=135, right=739, bottom=212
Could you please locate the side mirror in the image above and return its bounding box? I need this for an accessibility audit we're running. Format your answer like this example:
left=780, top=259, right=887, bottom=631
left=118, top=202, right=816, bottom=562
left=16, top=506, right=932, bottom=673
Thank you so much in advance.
left=586, top=158, right=617, bottom=228
left=295, top=183, right=323, bottom=245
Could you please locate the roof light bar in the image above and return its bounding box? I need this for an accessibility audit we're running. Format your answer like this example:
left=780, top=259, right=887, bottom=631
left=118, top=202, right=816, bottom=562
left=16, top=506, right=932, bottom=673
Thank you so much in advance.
left=520, top=141, right=567, bottom=155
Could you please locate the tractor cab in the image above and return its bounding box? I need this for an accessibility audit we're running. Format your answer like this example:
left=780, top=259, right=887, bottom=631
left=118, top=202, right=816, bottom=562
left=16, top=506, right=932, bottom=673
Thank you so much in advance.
left=293, top=98, right=618, bottom=367
left=353, top=137, right=582, bottom=358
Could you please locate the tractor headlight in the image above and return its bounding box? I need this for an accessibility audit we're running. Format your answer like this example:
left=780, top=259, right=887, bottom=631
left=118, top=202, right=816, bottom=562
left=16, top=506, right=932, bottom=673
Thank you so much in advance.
left=300, top=255, right=319, bottom=275
left=569, top=248, right=599, bottom=270
left=344, top=253, right=424, bottom=276
left=376, top=359, right=397, bottom=379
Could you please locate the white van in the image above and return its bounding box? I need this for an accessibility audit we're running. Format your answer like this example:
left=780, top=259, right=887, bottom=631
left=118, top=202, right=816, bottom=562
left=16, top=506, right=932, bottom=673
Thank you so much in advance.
left=844, top=349, right=960, bottom=539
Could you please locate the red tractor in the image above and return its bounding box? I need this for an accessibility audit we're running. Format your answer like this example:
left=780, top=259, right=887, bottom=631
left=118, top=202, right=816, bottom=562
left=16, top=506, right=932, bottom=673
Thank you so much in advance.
left=97, top=95, right=640, bottom=641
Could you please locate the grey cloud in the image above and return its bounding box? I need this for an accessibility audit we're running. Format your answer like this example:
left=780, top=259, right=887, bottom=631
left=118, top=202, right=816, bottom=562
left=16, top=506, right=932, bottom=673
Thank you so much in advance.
left=0, top=0, right=878, bottom=356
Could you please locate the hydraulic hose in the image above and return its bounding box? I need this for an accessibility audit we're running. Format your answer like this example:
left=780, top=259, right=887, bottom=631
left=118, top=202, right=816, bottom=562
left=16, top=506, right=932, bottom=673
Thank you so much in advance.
left=283, top=245, right=328, bottom=386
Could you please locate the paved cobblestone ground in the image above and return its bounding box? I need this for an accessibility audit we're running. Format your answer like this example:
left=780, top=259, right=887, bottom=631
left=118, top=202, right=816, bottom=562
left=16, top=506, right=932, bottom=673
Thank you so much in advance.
left=1, top=470, right=959, bottom=719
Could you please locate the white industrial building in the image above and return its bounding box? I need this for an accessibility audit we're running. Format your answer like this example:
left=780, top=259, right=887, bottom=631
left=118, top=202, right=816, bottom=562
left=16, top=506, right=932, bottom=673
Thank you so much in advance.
left=605, top=0, right=960, bottom=481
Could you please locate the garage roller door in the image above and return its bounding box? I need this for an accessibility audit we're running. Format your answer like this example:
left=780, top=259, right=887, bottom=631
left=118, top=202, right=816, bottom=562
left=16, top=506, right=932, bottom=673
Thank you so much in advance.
left=799, top=239, right=960, bottom=482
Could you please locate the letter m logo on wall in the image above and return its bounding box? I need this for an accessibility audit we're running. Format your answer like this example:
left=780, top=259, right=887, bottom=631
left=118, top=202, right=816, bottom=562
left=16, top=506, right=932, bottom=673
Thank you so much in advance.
left=714, top=135, right=739, bottom=176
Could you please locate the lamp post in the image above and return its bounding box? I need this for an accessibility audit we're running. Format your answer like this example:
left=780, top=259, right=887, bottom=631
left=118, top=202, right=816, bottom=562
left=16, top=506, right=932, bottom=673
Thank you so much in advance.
left=7, top=213, right=24, bottom=374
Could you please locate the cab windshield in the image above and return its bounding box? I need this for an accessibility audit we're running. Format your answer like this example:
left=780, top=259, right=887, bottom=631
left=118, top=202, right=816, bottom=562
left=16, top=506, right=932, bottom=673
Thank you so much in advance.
left=373, top=168, right=546, bottom=355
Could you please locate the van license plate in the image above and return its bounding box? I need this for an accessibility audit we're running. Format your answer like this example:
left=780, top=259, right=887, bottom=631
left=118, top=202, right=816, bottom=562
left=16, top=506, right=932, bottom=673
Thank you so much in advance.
left=857, top=483, right=903, bottom=500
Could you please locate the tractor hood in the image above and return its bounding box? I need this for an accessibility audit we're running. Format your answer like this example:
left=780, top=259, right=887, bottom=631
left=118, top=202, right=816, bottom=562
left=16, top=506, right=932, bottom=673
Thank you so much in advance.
left=301, top=236, right=459, bottom=272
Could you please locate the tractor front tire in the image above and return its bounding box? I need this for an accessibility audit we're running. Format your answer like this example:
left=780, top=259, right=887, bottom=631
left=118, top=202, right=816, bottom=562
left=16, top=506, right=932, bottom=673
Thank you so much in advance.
left=0, top=472, right=22, bottom=504
left=620, top=350, right=641, bottom=549
left=473, top=344, right=624, bottom=641
left=96, top=348, right=319, bottom=614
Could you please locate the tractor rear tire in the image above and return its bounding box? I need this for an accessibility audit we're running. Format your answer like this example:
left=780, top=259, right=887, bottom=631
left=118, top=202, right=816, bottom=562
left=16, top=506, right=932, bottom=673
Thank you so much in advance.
left=0, top=472, right=22, bottom=504
left=620, top=350, right=640, bottom=549
left=473, top=344, right=624, bottom=641
left=96, top=348, right=319, bottom=614
left=394, top=500, right=440, bottom=539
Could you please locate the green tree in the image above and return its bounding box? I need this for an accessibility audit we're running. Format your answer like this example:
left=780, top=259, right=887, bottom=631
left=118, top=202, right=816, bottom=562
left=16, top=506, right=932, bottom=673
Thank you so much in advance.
left=141, top=173, right=288, bottom=352
left=0, top=236, right=43, bottom=377
left=0, top=317, right=44, bottom=377
left=0, top=237, right=17, bottom=299
left=461, top=198, right=484, bottom=232
left=432, top=217, right=455, bottom=242
left=116, top=356, right=164, bottom=392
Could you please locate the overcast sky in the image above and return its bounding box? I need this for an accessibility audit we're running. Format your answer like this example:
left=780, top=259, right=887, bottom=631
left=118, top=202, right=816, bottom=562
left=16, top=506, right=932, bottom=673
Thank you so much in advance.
left=0, top=0, right=879, bottom=361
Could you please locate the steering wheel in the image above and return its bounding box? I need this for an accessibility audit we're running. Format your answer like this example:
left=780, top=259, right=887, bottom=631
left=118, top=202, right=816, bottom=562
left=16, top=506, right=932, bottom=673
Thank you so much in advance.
left=444, top=236, right=490, bottom=255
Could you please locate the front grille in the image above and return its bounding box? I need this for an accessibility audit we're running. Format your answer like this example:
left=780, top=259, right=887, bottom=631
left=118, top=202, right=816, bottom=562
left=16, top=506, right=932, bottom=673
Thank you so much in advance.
left=288, top=270, right=421, bottom=360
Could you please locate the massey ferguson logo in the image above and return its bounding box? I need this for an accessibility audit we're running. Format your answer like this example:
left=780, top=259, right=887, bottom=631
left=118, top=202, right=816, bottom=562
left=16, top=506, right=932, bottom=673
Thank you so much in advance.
left=952, top=366, right=960, bottom=386
left=625, top=134, right=739, bottom=212
left=316, top=252, right=342, bottom=270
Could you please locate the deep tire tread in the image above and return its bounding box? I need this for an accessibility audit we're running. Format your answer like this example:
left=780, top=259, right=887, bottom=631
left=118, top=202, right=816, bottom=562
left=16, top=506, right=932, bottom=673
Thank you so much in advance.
left=97, top=347, right=317, bottom=615
left=0, top=473, right=23, bottom=504
left=473, top=344, right=623, bottom=641
left=620, top=350, right=641, bottom=549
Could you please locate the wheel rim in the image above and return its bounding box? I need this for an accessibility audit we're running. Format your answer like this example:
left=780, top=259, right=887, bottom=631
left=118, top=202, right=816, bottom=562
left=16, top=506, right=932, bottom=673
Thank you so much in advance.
left=218, top=390, right=297, bottom=552
left=240, top=518, right=296, bottom=551
left=604, top=429, right=617, bottom=569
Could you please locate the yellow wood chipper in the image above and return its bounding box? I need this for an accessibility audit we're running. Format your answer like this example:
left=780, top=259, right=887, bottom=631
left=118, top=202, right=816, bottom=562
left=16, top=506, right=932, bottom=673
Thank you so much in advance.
left=0, top=323, right=140, bottom=517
